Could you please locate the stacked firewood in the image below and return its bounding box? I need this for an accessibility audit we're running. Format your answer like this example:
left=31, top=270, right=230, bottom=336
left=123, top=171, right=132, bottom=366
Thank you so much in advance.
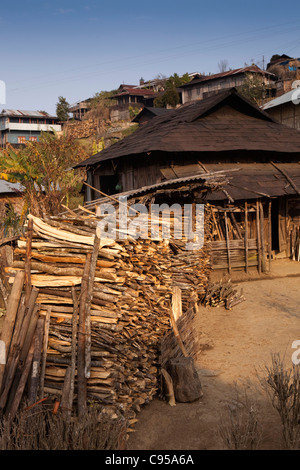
left=200, top=280, right=245, bottom=309
left=0, top=211, right=211, bottom=423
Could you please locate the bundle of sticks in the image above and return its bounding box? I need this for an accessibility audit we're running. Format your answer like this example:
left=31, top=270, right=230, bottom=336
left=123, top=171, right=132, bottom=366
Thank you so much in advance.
left=200, top=280, right=245, bottom=310
left=0, top=211, right=211, bottom=424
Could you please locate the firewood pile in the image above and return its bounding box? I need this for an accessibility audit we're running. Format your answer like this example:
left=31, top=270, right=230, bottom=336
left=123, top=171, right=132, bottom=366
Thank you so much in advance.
left=200, top=280, right=245, bottom=309
left=0, top=210, right=211, bottom=425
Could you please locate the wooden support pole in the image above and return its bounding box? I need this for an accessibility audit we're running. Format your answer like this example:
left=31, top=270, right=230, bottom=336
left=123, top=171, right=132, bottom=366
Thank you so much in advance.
left=28, top=317, right=45, bottom=405
left=77, top=252, right=91, bottom=419
left=268, top=201, right=272, bottom=272
left=256, top=201, right=261, bottom=274
left=85, top=233, right=101, bottom=379
left=260, top=201, right=266, bottom=273
left=244, top=202, right=248, bottom=273
left=224, top=211, right=231, bottom=274
left=24, top=218, right=33, bottom=305
left=39, top=306, right=51, bottom=399
left=0, top=271, right=25, bottom=392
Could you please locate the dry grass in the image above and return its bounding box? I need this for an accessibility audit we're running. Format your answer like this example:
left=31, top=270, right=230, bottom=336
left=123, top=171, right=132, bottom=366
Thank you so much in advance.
left=218, top=386, right=262, bottom=450
left=261, top=353, right=300, bottom=450
left=0, top=402, right=128, bottom=450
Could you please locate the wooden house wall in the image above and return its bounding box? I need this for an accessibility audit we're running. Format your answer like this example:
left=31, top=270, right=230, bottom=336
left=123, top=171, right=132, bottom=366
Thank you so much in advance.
left=265, top=102, right=300, bottom=130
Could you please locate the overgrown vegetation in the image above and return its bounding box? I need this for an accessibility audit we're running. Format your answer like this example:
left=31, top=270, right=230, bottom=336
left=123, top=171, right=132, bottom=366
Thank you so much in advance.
left=0, top=403, right=128, bottom=450
left=56, top=96, right=70, bottom=121
left=261, top=353, right=300, bottom=450
left=154, top=73, right=191, bottom=108
left=0, top=133, right=88, bottom=217
left=218, top=386, right=262, bottom=450
left=237, top=72, right=266, bottom=105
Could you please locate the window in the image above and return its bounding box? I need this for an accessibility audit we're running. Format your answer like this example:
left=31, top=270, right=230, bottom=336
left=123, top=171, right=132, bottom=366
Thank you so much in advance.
left=18, top=136, right=26, bottom=144
left=29, top=136, right=37, bottom=142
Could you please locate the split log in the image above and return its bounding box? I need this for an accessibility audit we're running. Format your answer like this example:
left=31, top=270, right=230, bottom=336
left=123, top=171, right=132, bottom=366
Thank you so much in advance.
left=166, top=357, right=203, bottom=403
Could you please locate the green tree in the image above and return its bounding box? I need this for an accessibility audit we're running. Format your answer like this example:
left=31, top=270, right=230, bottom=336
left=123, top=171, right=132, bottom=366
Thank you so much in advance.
left=154, top=72, right=191, bottom=108
left=56, top=96, right=70, bottom=121
left=0, top=133, right=88, bottom=217
left=237, top=73, right=266, bottom=106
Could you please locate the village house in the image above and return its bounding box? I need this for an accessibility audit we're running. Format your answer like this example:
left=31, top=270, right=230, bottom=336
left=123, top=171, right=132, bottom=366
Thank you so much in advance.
left=69, top=99, right=91, bottom=120
left=262, top=84, right=300, bottom=129
left=0, top=179, right=24, bottom=238
left=266, top=54, right=300, bottom=97
left=178, top=65, right=276, bottom=104
left=0, top=109, right=61, bottom=148
left=75, top=88, right=300, bottom=273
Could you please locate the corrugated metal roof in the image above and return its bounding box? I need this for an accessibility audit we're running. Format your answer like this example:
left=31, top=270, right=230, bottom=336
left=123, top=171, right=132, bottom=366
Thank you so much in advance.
left=262, top=87, right=300, bottom=110
left=0, top=180, right=24, bottom=194
left=0, top=109, right=57, bottom=118
left=179, top=65, right=275, bottom=89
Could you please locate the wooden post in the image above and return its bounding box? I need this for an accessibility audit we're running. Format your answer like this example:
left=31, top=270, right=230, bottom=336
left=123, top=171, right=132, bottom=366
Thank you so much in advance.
left=260, top=201, right=266, bottom=272
left=244, top=202, right=248, bottom=273
left=69, top=286, right=79, bottom=418
left=28, top=317, right=44, bottom=405
left=39, top=306, right=51, bottom=399
left=6, top=337, right=35, bottom=423
left=268, top=201, right=272, bottom=272
left=24, top=218, right=33, bottom=305
left=77, top=252, right=91, bottom=419
left=224, top=211, right=231, bottom=274
left=85, top=233, right=100, bottom=379
left=0, top=271, right=25, bottom=392
left=256, top=201, right=261, bottom=274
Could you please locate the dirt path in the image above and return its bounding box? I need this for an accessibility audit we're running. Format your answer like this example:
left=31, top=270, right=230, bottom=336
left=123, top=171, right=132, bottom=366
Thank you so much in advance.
left=127, top=268, right=300, bottom=451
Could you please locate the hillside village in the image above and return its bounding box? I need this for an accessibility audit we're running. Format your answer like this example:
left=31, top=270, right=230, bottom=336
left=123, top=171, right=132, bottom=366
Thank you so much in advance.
left=0, top=52, right=300, bottom=451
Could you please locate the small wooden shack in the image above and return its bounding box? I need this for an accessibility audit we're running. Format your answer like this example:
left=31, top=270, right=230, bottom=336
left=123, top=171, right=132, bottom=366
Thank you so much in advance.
left=75, top=88, right=300, bottom=272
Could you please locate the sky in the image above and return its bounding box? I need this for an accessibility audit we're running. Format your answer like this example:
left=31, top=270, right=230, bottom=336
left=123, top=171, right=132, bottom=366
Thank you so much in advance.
left=1, top=0, right=300, bottom=115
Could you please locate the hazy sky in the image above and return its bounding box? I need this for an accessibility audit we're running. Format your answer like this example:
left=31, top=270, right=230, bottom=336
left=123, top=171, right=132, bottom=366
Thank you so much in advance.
left=1, top=0, right=300, bottom=115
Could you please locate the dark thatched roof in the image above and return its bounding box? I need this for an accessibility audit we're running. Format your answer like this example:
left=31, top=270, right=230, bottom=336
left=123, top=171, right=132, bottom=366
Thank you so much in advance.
left=74, top=88, right=300, bottom=169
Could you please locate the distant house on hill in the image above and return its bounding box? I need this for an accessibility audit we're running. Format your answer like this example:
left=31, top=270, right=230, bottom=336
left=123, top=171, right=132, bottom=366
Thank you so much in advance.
left=110, top=84, right=157, bottom=109
left=178, top=65, right=276, bottom=104
left=69, top=99, right=91, bottom=120
left=0, top=109, right=61, bottom=148
left=262, top=85, right=300, bottom=130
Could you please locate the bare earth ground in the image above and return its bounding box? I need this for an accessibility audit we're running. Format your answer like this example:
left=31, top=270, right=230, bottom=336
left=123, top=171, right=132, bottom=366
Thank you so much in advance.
left=127, top=260, right=300, bottom=451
